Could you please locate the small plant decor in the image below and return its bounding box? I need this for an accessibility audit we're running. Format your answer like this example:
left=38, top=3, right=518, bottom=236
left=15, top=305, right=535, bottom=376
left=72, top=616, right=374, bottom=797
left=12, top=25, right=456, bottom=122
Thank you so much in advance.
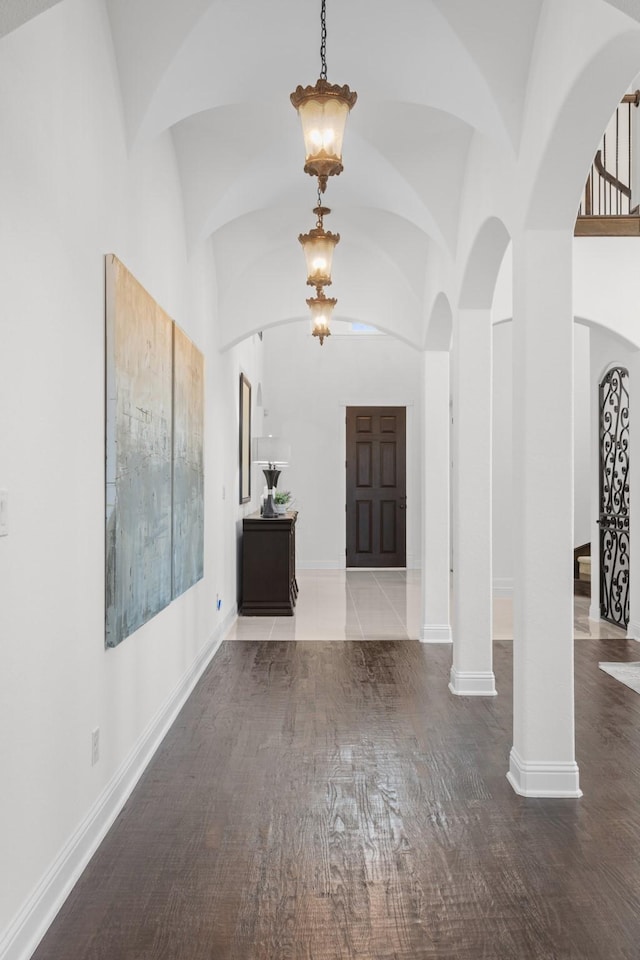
left=274, top=491, right=292, bottom=514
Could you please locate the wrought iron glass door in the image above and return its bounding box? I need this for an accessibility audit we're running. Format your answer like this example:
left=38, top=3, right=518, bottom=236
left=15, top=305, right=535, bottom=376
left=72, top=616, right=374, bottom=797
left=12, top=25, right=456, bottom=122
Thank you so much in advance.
left=599, top=366, right=630, bottom=627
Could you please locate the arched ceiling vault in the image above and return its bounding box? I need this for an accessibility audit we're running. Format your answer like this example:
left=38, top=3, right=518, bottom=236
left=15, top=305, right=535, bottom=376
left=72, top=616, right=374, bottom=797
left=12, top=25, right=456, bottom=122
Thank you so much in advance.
left=100, top=0, right=640, bottom=345
left=0, top=0, right=64, bottom=38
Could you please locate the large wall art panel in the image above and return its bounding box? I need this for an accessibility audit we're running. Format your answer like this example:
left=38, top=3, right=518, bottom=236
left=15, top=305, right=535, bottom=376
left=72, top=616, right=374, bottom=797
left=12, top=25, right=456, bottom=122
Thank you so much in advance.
left=105, top=255, right=173, bottom=648
left=172, top=324, right=204, bottom=598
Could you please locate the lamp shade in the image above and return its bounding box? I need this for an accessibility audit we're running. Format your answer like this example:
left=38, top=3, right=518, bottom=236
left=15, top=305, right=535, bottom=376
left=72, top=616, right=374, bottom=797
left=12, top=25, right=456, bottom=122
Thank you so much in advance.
left=306, top=290, right=336, bottom=346
left=299, top=218, right=339, bottom=289
left=290, top=79, right=357, bottom=190
left=253, top=436, right=291, bottom=466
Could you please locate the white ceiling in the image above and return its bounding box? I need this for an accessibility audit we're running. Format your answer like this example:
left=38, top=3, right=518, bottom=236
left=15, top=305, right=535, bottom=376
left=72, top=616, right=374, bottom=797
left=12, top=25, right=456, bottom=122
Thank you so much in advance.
left=114, top=0, right=541, bottom=346
left=15, top=0, right=640, bottom=346
left=0, top=0, right=63, bottom=38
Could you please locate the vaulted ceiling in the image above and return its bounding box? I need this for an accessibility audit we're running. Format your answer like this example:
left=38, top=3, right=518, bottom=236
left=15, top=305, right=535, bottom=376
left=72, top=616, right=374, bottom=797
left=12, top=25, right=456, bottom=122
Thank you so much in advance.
left=17, top=0, right=640, bottom=346
left=0, top=0, right=64, bottom=38
left=99, top=0, right=550, bottom=346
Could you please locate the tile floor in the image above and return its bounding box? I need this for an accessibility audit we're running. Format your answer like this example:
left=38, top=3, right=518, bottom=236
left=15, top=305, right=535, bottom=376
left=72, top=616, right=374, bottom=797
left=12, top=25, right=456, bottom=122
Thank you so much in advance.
left=230, top=569, right=628, bottom=642
left=231, top=569, right=421, bottom=642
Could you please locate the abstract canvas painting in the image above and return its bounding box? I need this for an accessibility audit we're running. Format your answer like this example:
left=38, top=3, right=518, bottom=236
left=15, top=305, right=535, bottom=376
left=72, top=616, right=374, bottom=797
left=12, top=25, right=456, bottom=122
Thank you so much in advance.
left=172, top=324, right=204, bottom=598
left=105, top=255, right=205, bottom=648
left=105, top=255, right=173, bottom=647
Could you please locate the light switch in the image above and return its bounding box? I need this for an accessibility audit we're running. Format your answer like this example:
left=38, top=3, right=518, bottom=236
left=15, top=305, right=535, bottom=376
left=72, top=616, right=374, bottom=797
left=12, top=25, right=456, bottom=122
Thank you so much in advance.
left=0, top=490, right=8, bottom=536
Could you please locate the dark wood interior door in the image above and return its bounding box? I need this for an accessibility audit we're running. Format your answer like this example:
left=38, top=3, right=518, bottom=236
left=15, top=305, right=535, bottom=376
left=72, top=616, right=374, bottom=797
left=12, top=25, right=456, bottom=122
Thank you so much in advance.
left=346, top=406, right=406, bottom=567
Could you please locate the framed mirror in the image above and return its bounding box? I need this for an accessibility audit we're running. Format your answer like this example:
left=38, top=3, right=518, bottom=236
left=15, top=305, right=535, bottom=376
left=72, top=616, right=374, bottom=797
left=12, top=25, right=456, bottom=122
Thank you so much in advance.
left=239, top=373, right=252, bottom=504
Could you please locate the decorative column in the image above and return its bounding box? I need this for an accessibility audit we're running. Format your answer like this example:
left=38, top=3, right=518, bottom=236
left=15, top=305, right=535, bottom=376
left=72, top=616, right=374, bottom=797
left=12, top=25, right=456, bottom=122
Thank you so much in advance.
left=450, top=309, right=496, bottom=695
left=509, top=229, right=581, bottom=798
left=421, top=350, right=452, bottom=643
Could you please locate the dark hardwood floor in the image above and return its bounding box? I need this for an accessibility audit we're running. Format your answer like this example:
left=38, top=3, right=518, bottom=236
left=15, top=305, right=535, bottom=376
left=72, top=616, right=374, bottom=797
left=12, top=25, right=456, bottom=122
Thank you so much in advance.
left=32, top=637, right=640, bottom=959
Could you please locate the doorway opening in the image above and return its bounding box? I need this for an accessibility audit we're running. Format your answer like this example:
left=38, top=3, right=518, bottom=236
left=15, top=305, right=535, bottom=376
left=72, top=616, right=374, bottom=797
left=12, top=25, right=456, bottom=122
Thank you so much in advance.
left=599, top=366, right=630, bottom=627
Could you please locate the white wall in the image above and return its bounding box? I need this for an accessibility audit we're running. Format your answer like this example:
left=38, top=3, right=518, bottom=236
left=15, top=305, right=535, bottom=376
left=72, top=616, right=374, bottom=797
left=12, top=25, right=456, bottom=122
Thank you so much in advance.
left=574, top=238, right=640, bottom=346
left=574, top=323, right=592, bottom=548
left=494, top=240, right=640, bottom=350
left=261, top=323, right=423, bottom=569
left=0, top=4, right=263, bottom=958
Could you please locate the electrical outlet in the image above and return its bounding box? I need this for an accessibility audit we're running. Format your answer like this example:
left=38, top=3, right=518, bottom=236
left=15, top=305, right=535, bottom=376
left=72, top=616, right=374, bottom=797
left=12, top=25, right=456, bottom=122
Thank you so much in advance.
left=91, top=728, right=100, bottom=766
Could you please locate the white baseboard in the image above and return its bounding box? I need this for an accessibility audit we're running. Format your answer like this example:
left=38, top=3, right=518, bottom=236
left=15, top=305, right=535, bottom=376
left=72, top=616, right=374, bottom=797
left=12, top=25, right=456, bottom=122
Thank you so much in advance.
left=297, top=561, right=421, bottom=571
left=627, top=620, right=640, bottom=641
left=448, top=668, right=497, bottom=697
left=506, top=747, right=582, bottom=798
left=589, top=603, right=600, bottom=621
left=420, top=624, right=452, bottom=643
left=493, top=578, right=513, bottom=597
left=0, top=605, right=237, bottom=960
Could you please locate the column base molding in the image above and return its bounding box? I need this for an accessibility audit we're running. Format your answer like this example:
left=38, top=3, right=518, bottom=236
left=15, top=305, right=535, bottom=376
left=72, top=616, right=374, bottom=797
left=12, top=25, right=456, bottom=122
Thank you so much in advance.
left=448, top=668, right=496, bottom=697
left=506, top=747, right=582, bottom=798
left=589, top=603, right=600, bottom=622
left=420, top=624, right=452, bottom=643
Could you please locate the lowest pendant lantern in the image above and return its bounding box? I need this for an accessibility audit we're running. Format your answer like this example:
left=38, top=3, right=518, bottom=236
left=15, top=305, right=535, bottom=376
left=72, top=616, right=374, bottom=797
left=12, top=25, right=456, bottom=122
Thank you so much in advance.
left=299, top=203, right=339, bottom=290
left=290, top=0, right=357, bottom=193
left=306, top=288, right=336, bottom=346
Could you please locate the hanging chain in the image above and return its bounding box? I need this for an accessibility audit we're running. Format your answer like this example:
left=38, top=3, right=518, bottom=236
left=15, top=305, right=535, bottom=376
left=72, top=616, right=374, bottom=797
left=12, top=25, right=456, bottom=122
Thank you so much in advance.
left=316, top=184, right=325, bottom=227
left=320, top=0, right=327, bottom=80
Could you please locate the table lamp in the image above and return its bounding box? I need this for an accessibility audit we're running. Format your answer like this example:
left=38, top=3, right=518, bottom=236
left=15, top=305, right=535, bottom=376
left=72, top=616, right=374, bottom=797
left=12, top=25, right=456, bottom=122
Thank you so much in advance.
left=254, top=436, right=290, bottom=519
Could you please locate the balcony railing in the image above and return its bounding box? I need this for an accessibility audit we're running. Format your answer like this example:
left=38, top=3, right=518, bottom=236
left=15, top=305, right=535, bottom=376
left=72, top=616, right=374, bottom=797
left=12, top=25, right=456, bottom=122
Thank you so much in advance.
left=575, top=92, right=640, bottom=236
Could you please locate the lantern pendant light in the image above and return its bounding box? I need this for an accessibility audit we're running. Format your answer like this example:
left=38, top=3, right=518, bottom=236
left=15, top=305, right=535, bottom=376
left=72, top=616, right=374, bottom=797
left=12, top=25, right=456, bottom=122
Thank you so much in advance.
left=290, top=0, right=357, bottom=193
left=299, top=197, right=340, bottom=290
left=306, top=288, right=336, bottom=346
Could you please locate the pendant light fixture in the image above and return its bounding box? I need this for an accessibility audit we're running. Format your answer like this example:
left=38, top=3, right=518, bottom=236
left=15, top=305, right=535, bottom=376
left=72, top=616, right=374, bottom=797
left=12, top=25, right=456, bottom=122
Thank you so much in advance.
left=290, top=0, right=357, bottom=193
left=306, top=288, right=336, bottom=346
left=299, top=193, right=340, bottom=290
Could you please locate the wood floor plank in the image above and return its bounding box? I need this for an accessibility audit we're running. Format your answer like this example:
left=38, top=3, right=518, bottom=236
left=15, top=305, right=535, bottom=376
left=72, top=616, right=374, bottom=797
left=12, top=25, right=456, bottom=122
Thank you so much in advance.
left=31, top=636, right=640, bottom=960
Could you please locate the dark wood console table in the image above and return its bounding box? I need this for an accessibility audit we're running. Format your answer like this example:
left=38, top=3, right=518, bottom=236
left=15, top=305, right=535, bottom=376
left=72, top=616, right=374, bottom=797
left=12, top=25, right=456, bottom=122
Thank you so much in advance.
left=240, top=511, right=298, bottom=616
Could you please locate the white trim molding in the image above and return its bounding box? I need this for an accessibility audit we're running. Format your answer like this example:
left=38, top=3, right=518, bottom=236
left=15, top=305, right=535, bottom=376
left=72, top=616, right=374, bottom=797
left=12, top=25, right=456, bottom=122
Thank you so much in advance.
left=626, top=619, right=640, bottom=641
left=506, top=747, right=582, bottom=798
left=0, top=606, right=237, bottom=960
left=420, top=624, right=452, bottom=643
left=296, top=560, right=345, bottom=570
left=493, top=578, right=513, bottom=597
left=448, top=668, right=497, bottom=696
